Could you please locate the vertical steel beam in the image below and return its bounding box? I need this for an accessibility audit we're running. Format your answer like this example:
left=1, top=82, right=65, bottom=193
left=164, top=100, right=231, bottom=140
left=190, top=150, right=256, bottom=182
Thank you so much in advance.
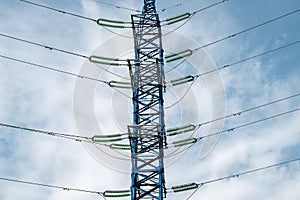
left=129, top=0, right=166, bottom=199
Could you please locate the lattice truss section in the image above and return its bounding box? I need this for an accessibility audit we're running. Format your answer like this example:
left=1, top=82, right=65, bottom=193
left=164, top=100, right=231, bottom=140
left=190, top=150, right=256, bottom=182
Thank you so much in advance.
left=128, top=1, right=166, bottom=199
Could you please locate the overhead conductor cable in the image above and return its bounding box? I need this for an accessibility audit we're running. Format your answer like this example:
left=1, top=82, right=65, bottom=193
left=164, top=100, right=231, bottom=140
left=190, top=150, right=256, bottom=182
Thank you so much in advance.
left=165, top=8, right=300, bottom=66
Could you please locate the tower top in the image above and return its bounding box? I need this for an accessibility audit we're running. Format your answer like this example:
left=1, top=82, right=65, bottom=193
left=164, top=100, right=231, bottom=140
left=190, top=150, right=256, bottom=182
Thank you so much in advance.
left=142, top=0, right=157, bottom=13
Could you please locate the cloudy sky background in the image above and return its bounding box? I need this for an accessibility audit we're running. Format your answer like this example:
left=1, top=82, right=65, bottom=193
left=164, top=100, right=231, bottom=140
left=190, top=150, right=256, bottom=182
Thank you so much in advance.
left=0, top=0, right=300, bottom=199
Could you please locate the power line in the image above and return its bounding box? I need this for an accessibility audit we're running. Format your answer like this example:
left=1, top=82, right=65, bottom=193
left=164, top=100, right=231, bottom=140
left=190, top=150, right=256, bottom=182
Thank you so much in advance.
left=0, top=33, right=89, bottom=59
left=94, top=63, right=131, bottom=80
left=100, top=26, right=132, bottom=39
left=0, top=122, right=91, bottom=142
left=2, top=35, right=297, bottom=98
left=16, top=1, right=299, bottom=44
left=162, top=0, right=228, bottom=17
left=164, top=93, right=300, bottom=157
left=193, top=40, right=300, bottom=78
left=2, top=105, right=298, bottom=165
left=187, top=107, right=300, bottom=146
left=209, top=107, right=300, bottom=137
left=162, top=106, right=300, bottom=152
left=20, top=0, right=226, bottom=24
left=1, top=97, right=299, bottom=161
left=17, top=0, right=226, bottom=42
left=195, top=92, right=300, bottom=128
left=2, top=157, right=298, bottom=198
left=192, top=0, right=228, bottom=15
left=9, top=37, right=296, bottom=93
left=0, top=53, right=134, bottom=99
left=165, top=78, right=196, bottom=109
left=101, top=104, right=300, bottom=154
left=166, top=107, right=300, bottom=150
left=1, top=9, right=297, bottom=63
left=19, top=0, right=226, bottom=40
left=165, top=40, right=300, bottom=107
left=168, top=92, right=300, bottom=138
left=169, top=39, right=300, bottom=88
left=162, top=16, right=192, bottom=36
left=159, top=0, right=195, bottom=13
left=165, top=7, right=299, bottom=71
left=225, top=40, right=300, bottom=67
left=182, top=157, right=300, bottom=199
left=19, top=0, right=133, bottom=39
left=168, top=39, right=299, bottom=84
left=0, top=54, right=108, bottom=84
left=2, top=92, right=298, bottom=148
left=3, top=92, right=296, bottom=146
left=87, top=0, right=141, bottom=13
left=192, top=8, right=300, bottom=52
left=165, top=107, right=300, bottom=157
left=7, top=0, right=300, bottom=158
left=92, top=143, right=131, bottom=161
left=0, top=121, right=132, bottom=162
left=162, top=0, right=228, bottom=36
left=0, top=36, right=133, bottom=82
left=20, top=0, right=97, bottom=22
left=161, top=0, right=228, bottom=25
left=167, top=9, right=300, bottom=72
left=163, top=2, right=297, bottom=43
left=0, top=53, right=134, bottom=101
left=202, top=158, right=300, bottom=185
left=19, top=0, right=192, bottom=40
left=0, top=177, right=105, bottom=197
left=6, top=2, right=299, bottom=199
left=19, top=0, right=134, bottom=26
left=161, top=0, right=228, bottom=26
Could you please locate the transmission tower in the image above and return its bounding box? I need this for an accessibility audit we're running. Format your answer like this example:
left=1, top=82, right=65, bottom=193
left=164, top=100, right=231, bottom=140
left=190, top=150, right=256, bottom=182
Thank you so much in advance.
left=128, top=0, right=166, bottom=199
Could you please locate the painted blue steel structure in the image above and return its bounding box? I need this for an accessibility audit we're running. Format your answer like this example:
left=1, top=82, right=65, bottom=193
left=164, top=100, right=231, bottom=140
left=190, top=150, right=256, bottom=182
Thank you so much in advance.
left=129, top=0, right=166, bottom=199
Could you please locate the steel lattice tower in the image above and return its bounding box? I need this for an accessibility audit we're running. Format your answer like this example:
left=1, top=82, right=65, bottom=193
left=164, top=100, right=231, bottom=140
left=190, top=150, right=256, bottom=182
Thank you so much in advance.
left=128, top=0, right=166, bottom=199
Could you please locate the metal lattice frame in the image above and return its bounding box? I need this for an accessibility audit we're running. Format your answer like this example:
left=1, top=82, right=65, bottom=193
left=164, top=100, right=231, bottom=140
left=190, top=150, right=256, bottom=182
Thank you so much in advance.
left=129, top=0, right=166, bottom=199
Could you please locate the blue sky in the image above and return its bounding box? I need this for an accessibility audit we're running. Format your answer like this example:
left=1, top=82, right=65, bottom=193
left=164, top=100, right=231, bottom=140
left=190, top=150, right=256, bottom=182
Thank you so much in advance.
left=0, top=0, right=300, bottom=199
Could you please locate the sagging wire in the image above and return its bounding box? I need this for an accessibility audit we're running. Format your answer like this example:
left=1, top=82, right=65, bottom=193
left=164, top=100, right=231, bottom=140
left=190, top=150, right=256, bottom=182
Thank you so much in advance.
left=0, top=54, right=109, bottom=85
left=167, top=157, right=300, bottom=199
left=0, top=177, right=105, bottom=197
left=0, top=53, right=132, bottom=101
left=165, top=76, right=198, bottom=109
left=1, top=158, right=299, bottom=198
left=165, top=8, right=300, bottom=73
left=0, top=122, right=92, bottom=143
left=191, top=40, right=300, bottom=79
left=94, top=63, right=131, bottom=80
left=92, top=143, right=131, bottom=161
left=164, top=40, right=300, bottom=107
left=161, top=0, right=229, bottom=36
left=19, top=0, right=133, bottom=39
left=165, top=126, right=199, bottom=158
left=0, top=33, right=138, bottom=97
left=167, top=107, right=300, bottom=152
left=161, top=0, right=228, bottom=26
left=87, top=0, right=141, bottom=13
left=19, top=0, right=228, bottom=39
left=158, top=0, right=195, bottom=13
